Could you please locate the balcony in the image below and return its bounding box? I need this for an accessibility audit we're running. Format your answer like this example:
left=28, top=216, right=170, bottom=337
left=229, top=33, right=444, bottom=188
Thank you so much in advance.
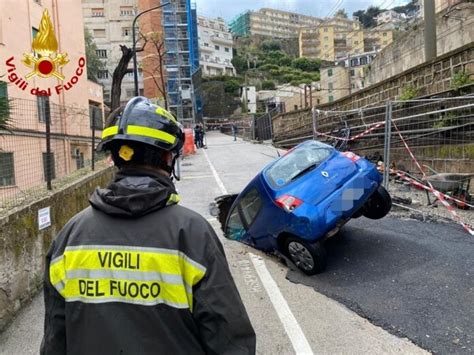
left=211, top=35, right=233, bottom=46
left=200, top=45, right=213, bottom=53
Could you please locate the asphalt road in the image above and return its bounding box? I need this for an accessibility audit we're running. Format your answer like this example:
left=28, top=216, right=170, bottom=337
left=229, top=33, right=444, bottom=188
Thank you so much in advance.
left=286, top=216, right=474, bottom=354
left=3, top=131, right=466, bottom=354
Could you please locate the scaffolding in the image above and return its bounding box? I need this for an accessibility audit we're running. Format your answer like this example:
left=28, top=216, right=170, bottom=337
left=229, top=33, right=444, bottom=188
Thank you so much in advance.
left=229, top=11, right=251, bottom=37
left=162, top=0, right=200, bottom=126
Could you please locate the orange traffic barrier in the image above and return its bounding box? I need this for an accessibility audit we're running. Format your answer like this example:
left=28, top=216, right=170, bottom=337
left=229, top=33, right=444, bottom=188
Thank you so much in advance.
left=183, top=128, right=196, bottom=156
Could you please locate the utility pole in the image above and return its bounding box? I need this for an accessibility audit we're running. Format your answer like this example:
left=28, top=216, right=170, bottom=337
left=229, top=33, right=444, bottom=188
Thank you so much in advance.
left=423, top=0, right=437, bottom=62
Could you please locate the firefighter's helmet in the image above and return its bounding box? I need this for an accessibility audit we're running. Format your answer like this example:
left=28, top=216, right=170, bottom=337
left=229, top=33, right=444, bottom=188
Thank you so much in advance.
left=97, top=96, right=184, bottom=155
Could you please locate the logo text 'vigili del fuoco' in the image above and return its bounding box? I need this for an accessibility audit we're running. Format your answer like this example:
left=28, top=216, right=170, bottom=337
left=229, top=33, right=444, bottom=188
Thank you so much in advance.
left=4, top=9, right=86, bottom=97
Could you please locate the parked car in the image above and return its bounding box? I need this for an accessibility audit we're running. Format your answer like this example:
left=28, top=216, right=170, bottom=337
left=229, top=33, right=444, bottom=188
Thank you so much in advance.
left=218, top=140, right=392, bottom=275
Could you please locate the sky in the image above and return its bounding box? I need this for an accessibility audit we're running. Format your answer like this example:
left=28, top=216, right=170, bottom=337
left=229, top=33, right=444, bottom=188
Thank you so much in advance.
left=195, top=0, right=411, bottom=22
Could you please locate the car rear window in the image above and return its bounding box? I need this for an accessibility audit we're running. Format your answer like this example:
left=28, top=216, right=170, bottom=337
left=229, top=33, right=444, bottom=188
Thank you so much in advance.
left=266, top=141, right=333, bottom=188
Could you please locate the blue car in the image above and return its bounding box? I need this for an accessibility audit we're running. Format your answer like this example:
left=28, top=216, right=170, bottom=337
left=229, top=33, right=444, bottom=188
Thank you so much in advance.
left=219, top=140, right=392, bottom=275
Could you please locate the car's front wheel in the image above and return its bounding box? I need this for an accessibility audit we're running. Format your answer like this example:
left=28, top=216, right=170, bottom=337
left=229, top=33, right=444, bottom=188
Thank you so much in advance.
left=362, top=185, right=392, bottom=219
left=284, top=237, right=327, bottom=275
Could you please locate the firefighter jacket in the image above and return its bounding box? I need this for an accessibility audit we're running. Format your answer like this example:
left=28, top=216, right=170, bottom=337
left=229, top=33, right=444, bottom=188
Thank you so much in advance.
left=40, top=168, right=256, bottom=355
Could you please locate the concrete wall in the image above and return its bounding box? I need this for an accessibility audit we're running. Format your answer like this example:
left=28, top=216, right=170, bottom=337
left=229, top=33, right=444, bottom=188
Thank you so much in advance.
left=366, top=2, right=474, bottom=86
left=0, top=167, right=115, bottom=331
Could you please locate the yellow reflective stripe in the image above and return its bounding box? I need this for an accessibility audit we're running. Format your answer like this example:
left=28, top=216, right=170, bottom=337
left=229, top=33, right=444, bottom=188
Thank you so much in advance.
left=127, top=125, right=176, bottom=144
left=55, top=246, right=206, bottom=310
left=102, top=126, right=119, bottom=139
left=156, top=107, right=177, bottom=124
left=167, top=193, right=181, bottom=206
left=61, top=278, right=190, bottom=308
left=50, top=256, right=66, bottom=296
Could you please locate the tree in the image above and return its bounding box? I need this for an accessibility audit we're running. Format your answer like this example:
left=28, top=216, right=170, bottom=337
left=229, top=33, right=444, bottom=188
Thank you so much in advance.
left=262, top=80, right=276, bottom=90
left=353, top=6, right=382, bottom=28
left=291, top=57, right=321, bottom=72
left=84, top=29, right=104, bottom=84
left=110, top=36, right=147, bottom=111
left=141, top=31, right=168, bottom=109
left=260, top=40, right=282, bottom=52
left=232, top=55, right=248, bottom=74
left=334, top=9, right=348, bottom=18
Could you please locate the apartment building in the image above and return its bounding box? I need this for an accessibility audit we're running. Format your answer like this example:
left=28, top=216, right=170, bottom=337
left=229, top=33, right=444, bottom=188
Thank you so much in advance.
left=0, top=0, right=103, bottom=199
left=299, top=18, right=393, bottom=61
left=376, top=10, right=404, bottom=25
left=230, top=8, right=321, bottom=39
left=82, top=0, right=144, bottom=106
left=198, top=16, right=235, bottom=77
left=319, top=66, right=350, bottom=104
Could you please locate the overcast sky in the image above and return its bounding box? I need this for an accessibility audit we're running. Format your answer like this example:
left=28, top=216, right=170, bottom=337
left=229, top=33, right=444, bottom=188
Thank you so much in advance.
left=195, top=0, right=411, bottom=22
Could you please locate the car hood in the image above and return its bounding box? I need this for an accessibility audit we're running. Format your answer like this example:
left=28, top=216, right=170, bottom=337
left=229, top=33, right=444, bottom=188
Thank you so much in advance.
left=285, top=153, right=358, bottom=206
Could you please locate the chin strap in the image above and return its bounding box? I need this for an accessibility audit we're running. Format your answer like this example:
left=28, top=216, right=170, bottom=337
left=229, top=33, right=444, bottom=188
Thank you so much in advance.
left=171, top=154, right=181, bottom=181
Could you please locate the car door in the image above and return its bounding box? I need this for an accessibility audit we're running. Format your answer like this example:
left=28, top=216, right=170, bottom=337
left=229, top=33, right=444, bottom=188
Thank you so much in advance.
left=225, top=188, right=263, bottom=247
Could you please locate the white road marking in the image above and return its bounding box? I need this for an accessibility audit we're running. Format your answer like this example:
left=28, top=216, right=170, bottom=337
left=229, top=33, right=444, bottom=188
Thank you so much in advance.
left=204, top=148, right=313, bottom=354
left=250, top=253, right=314, bottom=355
left=203, top=149, right=228, bottom=195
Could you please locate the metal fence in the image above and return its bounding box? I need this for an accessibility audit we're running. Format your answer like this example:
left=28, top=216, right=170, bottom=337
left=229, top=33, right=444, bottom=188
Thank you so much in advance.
left=255, top=107, right=281, bottom=142
left=272, top=96, right=474, bottom=229
left=0, top=97, right=105, bottom=213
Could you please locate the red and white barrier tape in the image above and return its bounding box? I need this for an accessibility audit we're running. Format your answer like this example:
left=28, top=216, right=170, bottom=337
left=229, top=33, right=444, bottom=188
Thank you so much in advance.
left=391, top=121, right=474, bottom=236
left=315, top=121, right=385, bottom=142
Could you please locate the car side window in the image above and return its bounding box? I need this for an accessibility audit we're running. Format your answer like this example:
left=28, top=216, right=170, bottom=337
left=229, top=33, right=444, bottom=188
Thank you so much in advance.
left=239, top=188, right=262, bottom=227
left=225, top=209, right=246, bottom=241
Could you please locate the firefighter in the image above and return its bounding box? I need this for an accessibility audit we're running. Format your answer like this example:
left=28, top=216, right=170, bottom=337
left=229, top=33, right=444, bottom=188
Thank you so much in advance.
left=41, top=97, right=256, bottom=355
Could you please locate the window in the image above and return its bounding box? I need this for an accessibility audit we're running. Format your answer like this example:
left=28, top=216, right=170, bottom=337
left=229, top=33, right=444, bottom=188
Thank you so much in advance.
left=360, top=57, right=368, bottom=65
left=93, top=29, right=106, bottom=38
left=120, top=6, right=134, bottom=16
left=96, top=49, right=107, bottom=58
left=323, top=27, right=328, bottom=32
left=97, top=70, right=108, bottom=79
left=324, top=36, right=328, bottom=41
left=225, top=47, right=230, bottom=52
left=328, top=68, right=333, bottom=77
left=239, top=189, right=262, bottom=227
left=352, top=83, right=356, bottom=89
left=126, top=89, right=134, bottom=97
left=329, top=95, right=334, bottom=103
left=294, top=105, right=298, bottom=111
left=383, top=32, right=387, bottom=36
left=215, top=45, right=220, bottom=50
left=265, top=141, right=333, bottom=188
left=42, top=152, right=56, bottom=181
left=122, top=28, right=131, bottom=37
left=204, top=42, right=209, bottom=47
left=0, top=152, right=15, bottom=186
left=383, top=40, right=388, bottom=45
left=37, top=96, right=50, bottom=123
left=0, top=80, right=8, bottom=100
left=89, top=103, right=103, bottom=130
left=350, top=69, right=355, bottom=77
left=354, top=40, right=358, bottom=45
left=91, top=8, right=104, bottom=17
left=139, top=89, right=144, bottom=96
left=328, top=82, right=333, bottom=91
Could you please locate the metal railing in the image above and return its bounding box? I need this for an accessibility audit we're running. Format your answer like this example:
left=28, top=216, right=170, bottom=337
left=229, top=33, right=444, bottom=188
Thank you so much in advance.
left=0, top=97, right=106, bottom=213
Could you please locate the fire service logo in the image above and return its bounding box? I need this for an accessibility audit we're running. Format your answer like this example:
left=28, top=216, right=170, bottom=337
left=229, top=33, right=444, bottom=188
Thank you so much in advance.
left=4, top=9, right=86, bottom=96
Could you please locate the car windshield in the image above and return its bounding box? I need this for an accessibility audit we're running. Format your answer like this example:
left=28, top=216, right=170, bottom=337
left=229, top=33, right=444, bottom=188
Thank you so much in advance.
left=266, top=141, right=333, bottom=188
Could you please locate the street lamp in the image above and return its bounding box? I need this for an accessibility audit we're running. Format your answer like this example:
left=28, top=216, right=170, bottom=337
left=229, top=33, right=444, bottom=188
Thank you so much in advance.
left=132, top=2, right=170, bottom=96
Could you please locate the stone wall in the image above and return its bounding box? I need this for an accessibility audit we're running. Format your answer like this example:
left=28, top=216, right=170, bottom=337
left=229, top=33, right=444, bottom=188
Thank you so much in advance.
left=0, top=167, right=115, bottom=331
left=366, top=2, right=474, bottom=86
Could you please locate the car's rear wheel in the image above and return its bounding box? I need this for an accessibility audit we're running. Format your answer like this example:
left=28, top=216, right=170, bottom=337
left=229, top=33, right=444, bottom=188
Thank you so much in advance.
left=362, top=185, right=392, bottom=219
left=284, top=237, right=327, bottom=275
